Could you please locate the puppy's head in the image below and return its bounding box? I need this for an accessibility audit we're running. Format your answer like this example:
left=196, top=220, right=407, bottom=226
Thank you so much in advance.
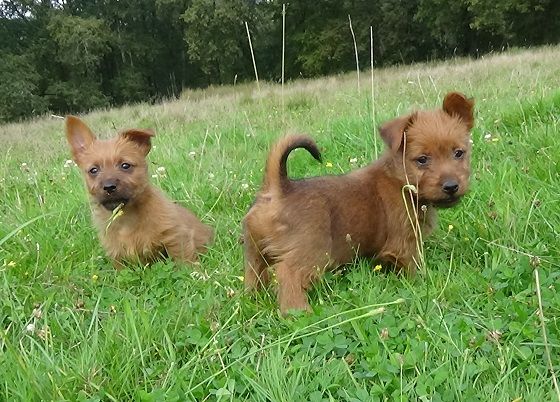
left=380, top=92, right=474, bottom=207
left=65, top=116, right=154, bottom=211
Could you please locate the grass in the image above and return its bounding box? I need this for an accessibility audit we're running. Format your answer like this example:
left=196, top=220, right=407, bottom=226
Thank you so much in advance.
left=1, top=45, right=560, bottom=401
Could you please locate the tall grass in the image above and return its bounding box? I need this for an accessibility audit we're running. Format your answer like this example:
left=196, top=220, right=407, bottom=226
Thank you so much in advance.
left=1, top=46, right=559, bottom=400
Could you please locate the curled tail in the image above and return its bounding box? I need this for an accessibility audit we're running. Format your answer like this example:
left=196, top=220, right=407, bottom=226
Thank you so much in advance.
left=263, top=134, right=322, bottom=193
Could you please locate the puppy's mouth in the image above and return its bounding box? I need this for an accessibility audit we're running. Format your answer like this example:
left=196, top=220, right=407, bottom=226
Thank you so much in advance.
left=101, top=198, right=130, bottom=211
left=432, top=197, right=461, bottom=208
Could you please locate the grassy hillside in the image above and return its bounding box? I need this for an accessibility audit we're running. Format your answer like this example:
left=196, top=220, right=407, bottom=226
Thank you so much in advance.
left=1, top=46, right=559, bottom=401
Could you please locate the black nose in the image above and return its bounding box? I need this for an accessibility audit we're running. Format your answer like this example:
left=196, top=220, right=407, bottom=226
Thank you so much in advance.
left=103, top=181, right=117, bottom=194
left=442, top=180, right=459, bottom=195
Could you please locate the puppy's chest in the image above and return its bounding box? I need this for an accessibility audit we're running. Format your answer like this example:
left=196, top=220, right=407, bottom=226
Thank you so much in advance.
left=96, top=215, right=164, bottom=261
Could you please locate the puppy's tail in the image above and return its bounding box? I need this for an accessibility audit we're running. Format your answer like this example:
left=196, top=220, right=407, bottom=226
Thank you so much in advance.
left=263, top=135, right=322, bottom=193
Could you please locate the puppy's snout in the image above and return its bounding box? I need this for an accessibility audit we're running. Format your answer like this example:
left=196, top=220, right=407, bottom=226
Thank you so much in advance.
left=103, top=180, right=118, bottom=194
left=442, top=180, right=459, bottom=195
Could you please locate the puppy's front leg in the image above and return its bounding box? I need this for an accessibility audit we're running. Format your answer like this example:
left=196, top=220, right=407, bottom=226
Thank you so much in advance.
left=165, top=237, right=198, bottom=264
left=378, top=250, right=419, bottom=276
left=112, top=259, right=126, bottom=270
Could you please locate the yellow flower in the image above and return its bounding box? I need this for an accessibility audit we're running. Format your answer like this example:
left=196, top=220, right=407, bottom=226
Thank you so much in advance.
left=448, top=224, right=454, bottom=231
left=92, top=274, right=99, bottom=282
left=325, top=162, right=333, bottom=168
left=373, top=264, right=382, bottom=272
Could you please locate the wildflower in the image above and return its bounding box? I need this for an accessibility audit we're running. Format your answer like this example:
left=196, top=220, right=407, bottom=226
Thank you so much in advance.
left=448, top=224, right=454, bottom=231
left=92, top=274, right=99, bottom=282
left=63, top=159, right=75, bottom=168
left=484, top=133, right=492, bottom=140
left=156, top=166, right=166, bottom=175
left=241, top=183, right=249, bottom=190
left=26, top=323, right=35, bottom=333
left=373, top=264, right=382, bottom=272
left=379, top=327, right=389, bottom=340
left=38, top=326, right=50, bottom=341
left=325, top=162, right=333, bottom=168
left=486, top=329, right=502, bottom=343
left=349, top=157, right=358, bottom=164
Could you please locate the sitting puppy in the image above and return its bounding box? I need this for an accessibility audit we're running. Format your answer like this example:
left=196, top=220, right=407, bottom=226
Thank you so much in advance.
left=65, top=116, right=213, bottom=267
left=243, top=92, right=474, bottom=313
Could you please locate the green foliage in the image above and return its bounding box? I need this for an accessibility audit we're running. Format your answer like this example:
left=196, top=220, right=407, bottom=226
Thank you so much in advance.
left=47, top=14, right=111, bottom=72
left=1, top=46, right=559, bottom=400
left=0, top=0, right=559, bottom=122
left=0, top=54, right=47, bottom=122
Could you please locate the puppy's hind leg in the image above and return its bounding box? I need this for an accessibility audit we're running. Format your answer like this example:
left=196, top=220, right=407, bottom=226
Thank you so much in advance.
left=244, top=236, right=270, bottom=291
left=276, top=261, right=310, bottom=314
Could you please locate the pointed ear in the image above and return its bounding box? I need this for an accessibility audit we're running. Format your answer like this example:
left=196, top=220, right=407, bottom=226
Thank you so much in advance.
left=65, top=115, right=96, bottom=162
left=379, top=112, right=417, bottom=153
left=443, top=92, right=475, bottom=130
left=119, top=128, right=155, bottom=155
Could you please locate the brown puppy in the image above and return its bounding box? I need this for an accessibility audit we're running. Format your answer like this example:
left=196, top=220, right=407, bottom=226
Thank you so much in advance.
left=65, top=116, right=213, bottom=267
left=243, top=92, right=474, bottom=313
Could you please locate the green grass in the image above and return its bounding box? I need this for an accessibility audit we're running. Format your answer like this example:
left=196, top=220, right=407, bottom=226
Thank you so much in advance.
left=1, top=46, right=560, bottom=401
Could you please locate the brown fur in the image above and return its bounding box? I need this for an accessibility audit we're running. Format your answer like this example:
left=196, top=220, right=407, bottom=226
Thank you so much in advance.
left=65, top=116, right=213, bottom=266
left=243, top=92, right=474, bottom=313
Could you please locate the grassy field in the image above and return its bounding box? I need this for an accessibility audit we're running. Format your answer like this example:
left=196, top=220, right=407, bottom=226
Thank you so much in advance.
left=1, top=46, right=559, bottom=401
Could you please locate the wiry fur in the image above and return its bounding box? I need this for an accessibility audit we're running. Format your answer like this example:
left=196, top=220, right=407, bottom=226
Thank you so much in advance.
left=65, top=116, right=213, bottom=267
left=243, top=92, right=474, bottom=314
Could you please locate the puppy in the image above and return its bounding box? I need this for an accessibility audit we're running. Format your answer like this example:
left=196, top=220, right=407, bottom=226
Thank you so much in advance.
left=65, top=116, right=213, bottom=267
left=243, top=92, right=474, bottom=313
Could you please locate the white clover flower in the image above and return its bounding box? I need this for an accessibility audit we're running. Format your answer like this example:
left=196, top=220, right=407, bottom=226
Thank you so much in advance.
left=156, top=166, right=166, bottom=174
left=241, top=183, right=249, bottom=190
left=484, top=133, right=492, bottom=140
left=349, top=157, right=358, bottom=163
left=26, top=323, right=35, bottom=333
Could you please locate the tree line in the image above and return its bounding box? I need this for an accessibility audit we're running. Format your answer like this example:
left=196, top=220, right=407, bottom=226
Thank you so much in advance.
left=1, top=0, right=558, bottom=123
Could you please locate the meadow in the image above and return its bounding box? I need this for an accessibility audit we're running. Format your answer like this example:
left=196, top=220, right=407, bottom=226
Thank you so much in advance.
left=1, top=46, right=559, bottom=401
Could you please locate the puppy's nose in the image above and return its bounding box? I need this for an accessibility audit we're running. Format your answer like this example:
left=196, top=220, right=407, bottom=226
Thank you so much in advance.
left=103, top=181, right=117, bottom=194
left=442, top=180, right=459, bottom=195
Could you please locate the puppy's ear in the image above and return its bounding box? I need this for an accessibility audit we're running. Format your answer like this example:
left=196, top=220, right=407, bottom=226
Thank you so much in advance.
left=443, top=92, right=475, bottom=130
left=120, top=128, right=155, bottom=155
left=379, top=112, right=417, bottom=153
left=65, top=115, right=96, bottom=163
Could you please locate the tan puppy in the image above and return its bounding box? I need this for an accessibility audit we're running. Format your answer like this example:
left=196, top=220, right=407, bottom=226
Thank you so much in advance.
left=243, top=92, right=474, bottom=313
left=65, top=116, right=213, bottom=267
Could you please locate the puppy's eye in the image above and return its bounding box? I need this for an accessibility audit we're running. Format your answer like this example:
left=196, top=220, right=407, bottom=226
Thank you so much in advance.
left=88, top=166, right=99, bottom=175
left=416, top=156, right=429, bottom=167
left=454, top=149, right=465, bottom=159
left=120, top=162, right=131, bottom=170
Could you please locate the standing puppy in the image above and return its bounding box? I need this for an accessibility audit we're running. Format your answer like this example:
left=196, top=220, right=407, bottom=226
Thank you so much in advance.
left=243, top=92, right=474, bottom=313
left=66, top=116, right=213, bottom=267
